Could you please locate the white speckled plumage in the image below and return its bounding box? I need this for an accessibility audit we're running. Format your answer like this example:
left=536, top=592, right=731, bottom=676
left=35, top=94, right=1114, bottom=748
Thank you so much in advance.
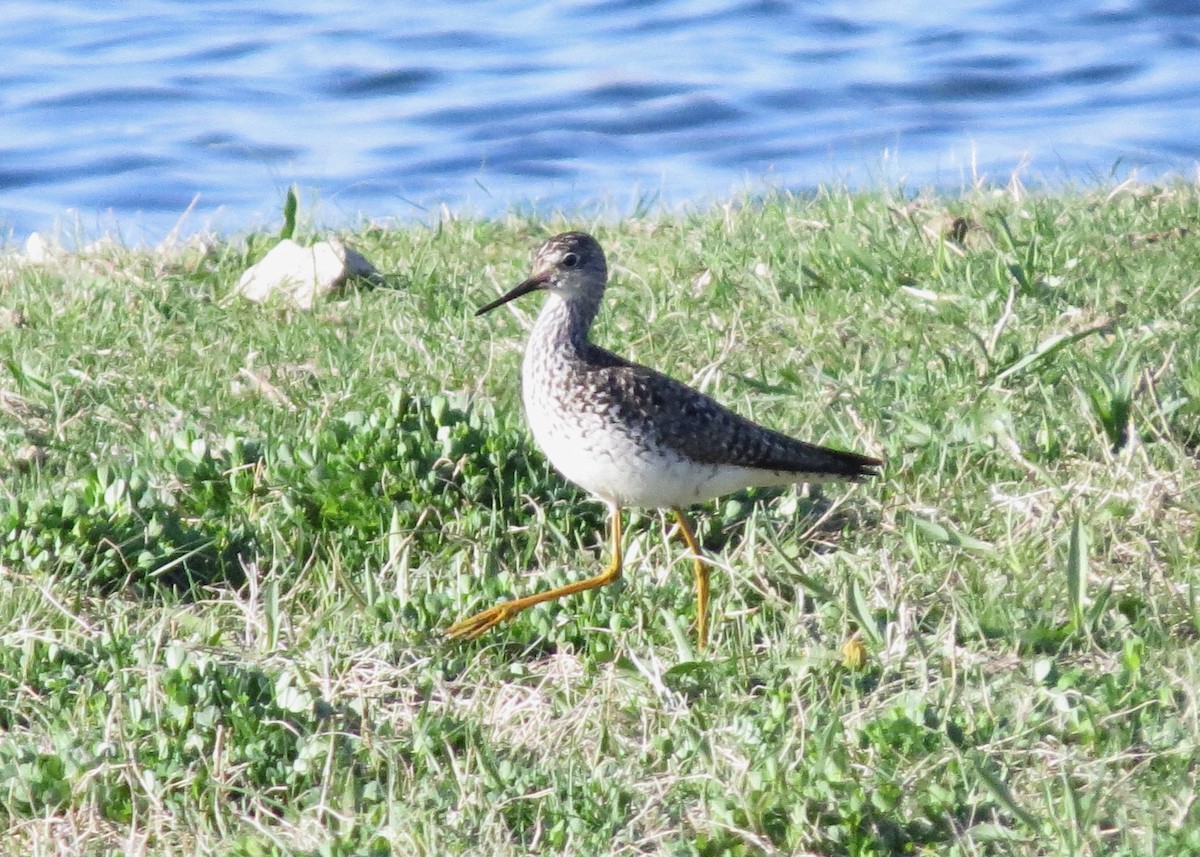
left=448, top=231, right=880, bottom=647
left=511, top=232, right=880, bottom=503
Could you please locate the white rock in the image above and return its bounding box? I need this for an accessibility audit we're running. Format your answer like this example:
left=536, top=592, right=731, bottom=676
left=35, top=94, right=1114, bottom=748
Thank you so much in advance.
left=24, top=232, right=50, bottom=264
left=82, top=236, right=118, bottom=256
left=236, top=238, right=379, bottom=308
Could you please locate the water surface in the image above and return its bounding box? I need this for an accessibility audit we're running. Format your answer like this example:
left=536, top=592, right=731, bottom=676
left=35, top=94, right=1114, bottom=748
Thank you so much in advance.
left=2, top=0, right=1198, bottom=241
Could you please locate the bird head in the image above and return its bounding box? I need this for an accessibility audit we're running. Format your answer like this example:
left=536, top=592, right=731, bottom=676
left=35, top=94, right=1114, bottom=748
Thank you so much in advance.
left=476, top=231, right=608, bottom=315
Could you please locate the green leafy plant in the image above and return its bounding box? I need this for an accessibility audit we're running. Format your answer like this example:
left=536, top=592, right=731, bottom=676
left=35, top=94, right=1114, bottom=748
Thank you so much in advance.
left=1086, top=365, right=1138, bottom=451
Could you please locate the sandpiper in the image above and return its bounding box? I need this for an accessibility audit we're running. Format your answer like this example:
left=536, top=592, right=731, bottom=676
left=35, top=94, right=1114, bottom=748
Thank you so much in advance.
left=447, top=231, right=880, bottom=648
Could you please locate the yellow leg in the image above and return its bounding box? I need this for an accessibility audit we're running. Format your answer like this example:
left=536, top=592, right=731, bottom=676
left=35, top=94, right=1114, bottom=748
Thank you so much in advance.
left=671, top=508, right=710, bottom=650
left=446, top=505, right=624, bottom=640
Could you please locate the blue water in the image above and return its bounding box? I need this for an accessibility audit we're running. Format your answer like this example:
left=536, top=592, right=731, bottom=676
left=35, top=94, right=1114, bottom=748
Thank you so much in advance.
left=2, top=0, right=1198, bottom=243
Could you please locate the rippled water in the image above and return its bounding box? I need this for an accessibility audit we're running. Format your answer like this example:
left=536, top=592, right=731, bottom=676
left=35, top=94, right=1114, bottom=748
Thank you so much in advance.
left=2, top=0, right=1198, bottom=242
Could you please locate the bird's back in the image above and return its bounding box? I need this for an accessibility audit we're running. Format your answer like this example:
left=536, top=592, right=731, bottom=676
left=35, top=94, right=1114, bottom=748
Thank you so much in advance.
left=581, top=350, right=880, bottom=481
left=523, top=338, right=878, bottom=508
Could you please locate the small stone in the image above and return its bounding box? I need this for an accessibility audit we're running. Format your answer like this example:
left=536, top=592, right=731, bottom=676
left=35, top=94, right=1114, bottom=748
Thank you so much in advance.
left=14, top=445, right=47, bottom=472
left=236, top=238, right=380, bottom=308
left=24, top=232, right=50, bottom=264
left=82, top=236, right=118, bottom=256
left=0, top=308, right=28, bottom=330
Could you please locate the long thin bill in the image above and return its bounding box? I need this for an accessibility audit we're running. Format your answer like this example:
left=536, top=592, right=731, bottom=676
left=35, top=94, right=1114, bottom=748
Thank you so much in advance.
left=475, top=275, right=547, bottom=316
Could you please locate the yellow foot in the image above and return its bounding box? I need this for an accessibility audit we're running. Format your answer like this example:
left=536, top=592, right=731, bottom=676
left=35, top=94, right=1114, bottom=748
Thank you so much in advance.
left=444, top=603, right=518, bottom=640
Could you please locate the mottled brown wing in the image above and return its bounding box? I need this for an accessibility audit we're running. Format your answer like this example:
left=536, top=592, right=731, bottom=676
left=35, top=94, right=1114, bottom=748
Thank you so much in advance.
left=583, top=356, right=880, bottom=479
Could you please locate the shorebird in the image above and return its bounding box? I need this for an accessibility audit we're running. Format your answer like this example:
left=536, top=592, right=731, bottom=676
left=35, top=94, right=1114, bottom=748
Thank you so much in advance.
left=447, top=231, right=880, bottom=648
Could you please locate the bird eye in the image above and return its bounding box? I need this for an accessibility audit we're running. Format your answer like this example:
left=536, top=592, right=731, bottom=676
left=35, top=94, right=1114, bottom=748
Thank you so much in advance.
left=561, top=252, right=579, bottom=268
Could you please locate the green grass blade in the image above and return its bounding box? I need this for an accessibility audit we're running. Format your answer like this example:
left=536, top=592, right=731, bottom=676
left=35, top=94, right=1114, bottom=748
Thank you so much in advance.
left=991, top=323, right=1111, bottom=384
left=972, top=754, right=1041, bottom=831
left=280, top=185, right=299, bottom=240
left=1066, top=516, right=1089, bottom=631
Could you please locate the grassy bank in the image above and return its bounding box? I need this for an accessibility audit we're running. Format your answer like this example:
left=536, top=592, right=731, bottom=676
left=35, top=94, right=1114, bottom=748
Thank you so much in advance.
left=2, top=182, right=1199, bottom=855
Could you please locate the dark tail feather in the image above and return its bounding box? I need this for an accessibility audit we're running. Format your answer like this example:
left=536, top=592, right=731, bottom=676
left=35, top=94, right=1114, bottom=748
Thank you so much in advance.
left=775, top=440, right=882, bottom=482
left=829, top=447, right=883, bottom=481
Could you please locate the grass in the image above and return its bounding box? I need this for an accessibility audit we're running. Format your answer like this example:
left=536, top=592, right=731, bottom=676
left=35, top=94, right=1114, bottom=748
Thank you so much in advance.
left=2, top=180, right=1200, bottom=855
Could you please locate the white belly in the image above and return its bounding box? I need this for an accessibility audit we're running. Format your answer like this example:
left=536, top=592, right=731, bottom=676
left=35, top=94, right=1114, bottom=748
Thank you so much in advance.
left=523, top=380, right=797, bottom=508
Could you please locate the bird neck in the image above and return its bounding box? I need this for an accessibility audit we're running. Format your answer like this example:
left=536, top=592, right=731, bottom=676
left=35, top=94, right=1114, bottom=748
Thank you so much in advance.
left=532, top=290, right=601, bottom=356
